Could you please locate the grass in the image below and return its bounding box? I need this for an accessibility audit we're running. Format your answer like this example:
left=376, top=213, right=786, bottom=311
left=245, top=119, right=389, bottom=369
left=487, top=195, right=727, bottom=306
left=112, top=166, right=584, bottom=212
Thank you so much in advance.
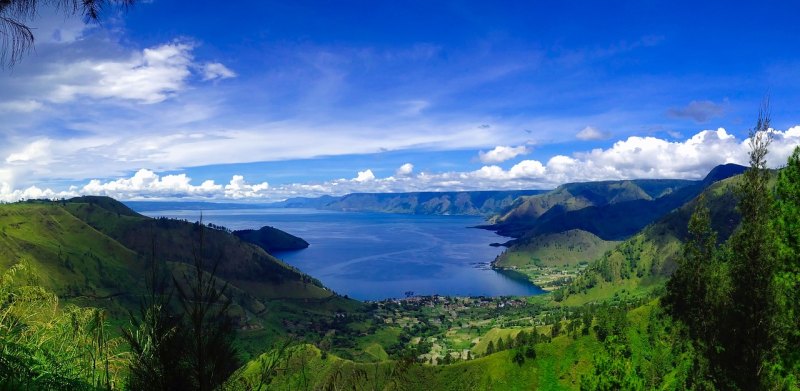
left=496, top=229, right=619, bottom=269
left=229, top=330, right=605, bottom=390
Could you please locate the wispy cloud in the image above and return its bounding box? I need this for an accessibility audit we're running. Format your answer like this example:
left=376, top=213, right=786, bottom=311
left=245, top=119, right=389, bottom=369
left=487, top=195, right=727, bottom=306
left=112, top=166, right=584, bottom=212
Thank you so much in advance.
left=576, top=126, right=610, bottom=140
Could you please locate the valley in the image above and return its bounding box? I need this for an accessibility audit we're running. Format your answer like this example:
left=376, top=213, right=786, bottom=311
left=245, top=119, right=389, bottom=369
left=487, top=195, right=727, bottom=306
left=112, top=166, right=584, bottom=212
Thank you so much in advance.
left=2, top=160, right=799, bottom=390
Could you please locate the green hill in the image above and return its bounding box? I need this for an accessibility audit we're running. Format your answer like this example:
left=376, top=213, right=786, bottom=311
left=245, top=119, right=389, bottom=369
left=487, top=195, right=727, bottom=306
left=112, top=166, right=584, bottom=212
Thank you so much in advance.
left=556, top=174, right=742, bottom=305
left=494, top=229, right=620, bottom=269
left=233, top=226, right=309, bottom=253
left=488, top=164, right=745, bottom=240
left=0, top=197, right=361, bottom=357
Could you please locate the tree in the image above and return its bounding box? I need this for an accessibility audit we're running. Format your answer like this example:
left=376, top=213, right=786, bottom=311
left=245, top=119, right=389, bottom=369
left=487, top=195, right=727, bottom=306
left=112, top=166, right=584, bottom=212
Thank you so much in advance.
left=551, top=321, right=561, bottom=338
left=512, top=349, right=525, bottom=366
left=724, top=105, right=779, bottom=389
left=665, top=195, right=717, bottom=333
left=485, top=340, right=495, bottom=355
left=124, top=224, right=240, bottom=391
left=771, top=146, right=800, bottom=385
left=123, top=238, right=189, bottom=390
left=0, top=0, right=134, bottom=67
left=175, top=225, right=240, bottom=391
left=515, top=330, right=529, bottom=348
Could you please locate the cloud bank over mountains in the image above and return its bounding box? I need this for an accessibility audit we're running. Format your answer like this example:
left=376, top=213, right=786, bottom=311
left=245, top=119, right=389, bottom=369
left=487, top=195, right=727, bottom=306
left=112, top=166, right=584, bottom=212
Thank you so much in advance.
left=2, top=126, right=798, bottom=202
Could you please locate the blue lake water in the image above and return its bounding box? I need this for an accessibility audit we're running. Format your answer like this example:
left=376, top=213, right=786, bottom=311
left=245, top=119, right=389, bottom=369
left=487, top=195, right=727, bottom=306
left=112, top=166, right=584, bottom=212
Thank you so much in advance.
left=138, top=208, right=545, bottom=300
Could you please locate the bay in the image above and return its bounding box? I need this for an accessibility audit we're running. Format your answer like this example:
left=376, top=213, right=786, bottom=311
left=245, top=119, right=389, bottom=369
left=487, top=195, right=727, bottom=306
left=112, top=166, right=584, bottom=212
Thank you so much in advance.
left=138, top=208, right=545, bottom=300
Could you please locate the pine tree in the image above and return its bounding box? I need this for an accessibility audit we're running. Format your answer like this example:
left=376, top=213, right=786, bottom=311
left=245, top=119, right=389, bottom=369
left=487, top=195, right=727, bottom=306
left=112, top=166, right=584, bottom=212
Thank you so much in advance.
left=497, top=337, right=506, bottom=351
left=665, top=195, right=717, bottom=334
left=725, top=106, right=778, bottom=389
left=771, top=146, right=800, bottom=385
left=486, top=341, right=495, bottom=355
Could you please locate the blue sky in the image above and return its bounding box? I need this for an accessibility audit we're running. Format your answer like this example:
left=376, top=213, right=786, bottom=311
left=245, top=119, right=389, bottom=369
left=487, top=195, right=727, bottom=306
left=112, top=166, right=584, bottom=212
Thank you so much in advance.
left=1, top=1, right=800, bottom=201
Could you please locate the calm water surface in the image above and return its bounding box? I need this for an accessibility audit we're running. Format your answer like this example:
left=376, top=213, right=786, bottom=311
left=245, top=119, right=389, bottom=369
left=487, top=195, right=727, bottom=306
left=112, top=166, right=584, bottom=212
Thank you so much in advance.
left=139, top=208, right=545, bottom=300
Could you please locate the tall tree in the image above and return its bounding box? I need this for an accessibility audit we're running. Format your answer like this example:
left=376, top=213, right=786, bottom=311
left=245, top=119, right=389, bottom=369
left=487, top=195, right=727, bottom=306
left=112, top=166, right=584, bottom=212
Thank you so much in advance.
left=665, top=195, right=717, bottom=335
left=725, top=105, right=778, bottom=389
left=771, top=146, right=800, bottom=386
left=175, top=223, right=240, bottom=391
left=665, top=195, right=730, bottom=388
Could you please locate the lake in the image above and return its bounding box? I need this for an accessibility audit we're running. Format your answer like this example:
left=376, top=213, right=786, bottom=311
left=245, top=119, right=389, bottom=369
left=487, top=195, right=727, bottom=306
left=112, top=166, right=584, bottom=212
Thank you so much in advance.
left=138, top=208, right=545, bottom=300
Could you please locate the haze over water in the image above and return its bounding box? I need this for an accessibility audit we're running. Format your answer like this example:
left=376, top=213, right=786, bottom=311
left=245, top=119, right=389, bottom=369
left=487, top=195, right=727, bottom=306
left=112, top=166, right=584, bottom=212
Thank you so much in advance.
left=139, top=208, right=545, bottom=300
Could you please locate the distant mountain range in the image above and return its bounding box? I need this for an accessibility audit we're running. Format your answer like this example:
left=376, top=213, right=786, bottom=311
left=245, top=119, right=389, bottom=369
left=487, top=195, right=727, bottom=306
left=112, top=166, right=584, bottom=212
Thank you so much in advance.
left=126, top=190, right=547, bottom=216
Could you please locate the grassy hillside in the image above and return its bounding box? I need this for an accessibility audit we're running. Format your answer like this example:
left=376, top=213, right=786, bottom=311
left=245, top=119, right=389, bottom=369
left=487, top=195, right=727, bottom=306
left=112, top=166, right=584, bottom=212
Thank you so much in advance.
left=227, top=336, right=602, bottom=390
left=492, top=179, right=693, bottom=224
left=494, top=229, right=619, bottom=268
left=226, top=298, right=685, bottom=390
left=0, top=197, right=363, bottom=359
left=0, top=201, right=144, bottom=317
left=555, top=174, right=742, bottom=304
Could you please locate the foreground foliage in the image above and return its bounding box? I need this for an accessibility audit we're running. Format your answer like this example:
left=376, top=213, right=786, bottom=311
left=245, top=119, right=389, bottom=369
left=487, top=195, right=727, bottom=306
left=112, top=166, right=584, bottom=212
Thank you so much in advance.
left=0, top=263, right=125, bottom=390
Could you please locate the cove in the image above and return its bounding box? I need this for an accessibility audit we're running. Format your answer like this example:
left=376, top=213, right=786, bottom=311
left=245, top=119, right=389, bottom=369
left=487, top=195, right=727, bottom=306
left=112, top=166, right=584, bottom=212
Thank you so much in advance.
left=139, top=208, right=545, bottom=301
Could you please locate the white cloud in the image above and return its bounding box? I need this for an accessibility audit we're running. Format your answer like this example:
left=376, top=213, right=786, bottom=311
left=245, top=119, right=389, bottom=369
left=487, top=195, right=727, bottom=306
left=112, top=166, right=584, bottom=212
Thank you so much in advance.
left=478, top=145, right=529, bottom=163
left=224, top=175, right=269, bottom=199
left=2, top=126, right=800, bottom=202
left=81, top=169, right=223, bottom=199
left=6, top=139, right=52, bottom=163
left=202, top=62, right=237, bottom=81
left=47, top=42, right=196, bottom=104
left=576, top=126, right=609, bottom=140
left=396, top=163, right=414, bottom=176
left=354, top=169, right=376, bottom=182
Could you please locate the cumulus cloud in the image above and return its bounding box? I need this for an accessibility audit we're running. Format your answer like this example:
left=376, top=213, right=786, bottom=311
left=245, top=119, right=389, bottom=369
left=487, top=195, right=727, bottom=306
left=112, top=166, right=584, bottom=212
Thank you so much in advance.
left=354, top=169, right=376, bottom=182
left=202, top=62, right=237, bottom=81
left=81, top=169, right=223, bottom=199
left=576, top=126, right=609, bottom=140
left=668, top=100, right=725, bottom=123
left=396, top=163, right=414, bottom=176
left=224, top=175, right=269, bottom=198
left=478, top=145, right=529, bottom=163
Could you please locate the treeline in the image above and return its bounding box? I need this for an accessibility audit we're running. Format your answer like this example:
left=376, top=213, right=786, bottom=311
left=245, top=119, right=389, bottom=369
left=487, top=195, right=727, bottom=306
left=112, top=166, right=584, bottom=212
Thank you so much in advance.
left=663, top=116, right=800, bottom=389
left=582, top=112, right=800, bottom=390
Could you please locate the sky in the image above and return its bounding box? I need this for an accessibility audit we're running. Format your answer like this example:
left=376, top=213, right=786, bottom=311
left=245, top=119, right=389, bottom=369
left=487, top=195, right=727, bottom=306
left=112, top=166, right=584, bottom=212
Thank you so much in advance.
left=2, top=0, right=800, bottom=201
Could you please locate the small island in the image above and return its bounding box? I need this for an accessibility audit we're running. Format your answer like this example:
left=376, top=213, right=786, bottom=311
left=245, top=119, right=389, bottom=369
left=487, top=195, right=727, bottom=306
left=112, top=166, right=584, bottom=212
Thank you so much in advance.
left=233, top=225, right=310, bottom=253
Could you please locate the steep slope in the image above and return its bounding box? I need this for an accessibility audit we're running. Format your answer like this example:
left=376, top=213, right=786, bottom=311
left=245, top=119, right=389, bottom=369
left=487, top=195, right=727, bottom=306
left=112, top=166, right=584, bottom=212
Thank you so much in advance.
left=0, top=197, right=360, bottom=351
left=492, top=179, right=693, bottom=224
left=558, top=174, right=742, bottom=304
left=0, top=201, right=143, bottom=305
left=494, top=229, right=620, bottom=268
left=490, top=164, right=745, bottom=239
left=62, top=197, right=329, bottom=299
